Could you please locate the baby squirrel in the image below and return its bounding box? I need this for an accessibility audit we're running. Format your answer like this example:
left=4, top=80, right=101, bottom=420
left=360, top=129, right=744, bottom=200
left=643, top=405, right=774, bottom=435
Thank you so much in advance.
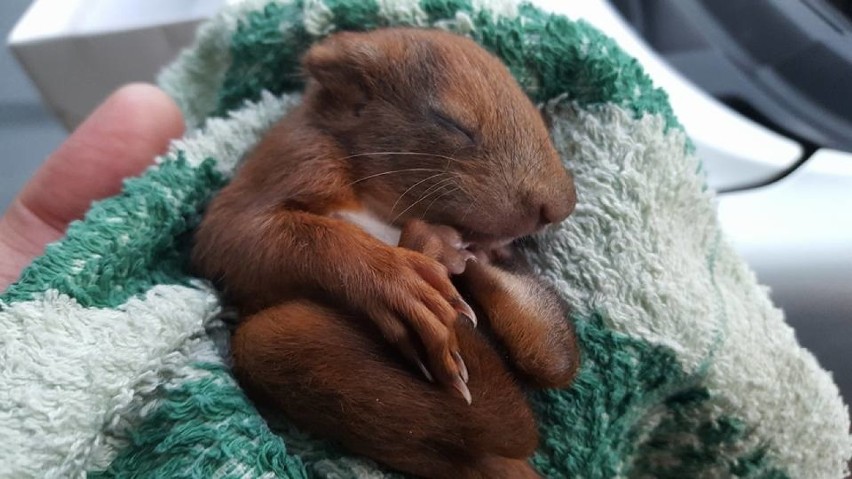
left=193, top=28, right=580, bottom=479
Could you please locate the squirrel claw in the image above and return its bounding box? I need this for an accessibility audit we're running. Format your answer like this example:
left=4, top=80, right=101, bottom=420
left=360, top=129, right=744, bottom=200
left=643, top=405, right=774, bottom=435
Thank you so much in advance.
left=416, top=360, right=435, bottom=382
left=452, top=374, right=472, bottom=405
left=454, top=298, right=477, bottom=327
left=453, top=350, right=469, bottom=383
left=462, top=250, right=477, bottom=263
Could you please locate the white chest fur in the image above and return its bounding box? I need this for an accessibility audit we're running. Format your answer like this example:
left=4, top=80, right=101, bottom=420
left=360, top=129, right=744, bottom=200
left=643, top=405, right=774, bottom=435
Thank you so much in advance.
left=331, top=209, right=401, bottom=246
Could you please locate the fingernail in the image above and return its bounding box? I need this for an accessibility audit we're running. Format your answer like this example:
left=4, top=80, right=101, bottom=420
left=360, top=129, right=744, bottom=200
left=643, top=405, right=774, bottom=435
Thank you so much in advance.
left=463, top=251, right=477, bottom=262
left=453, top=351, right=469, bottom=383
left=416, top=360, right=434, bottom=382
left=455, top=299, right=477, bottom=327
left=453, top=374, right=472, bottom=405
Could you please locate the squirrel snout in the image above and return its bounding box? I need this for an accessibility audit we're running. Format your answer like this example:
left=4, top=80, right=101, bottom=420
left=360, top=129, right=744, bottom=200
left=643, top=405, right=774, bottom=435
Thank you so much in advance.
left=538, top=201, right=571, bottom=227
left=535, top=198, right=574, bottom=229
left=522, top=156, right=576, bottom=229
left=531, top=179, right=576, bottom=229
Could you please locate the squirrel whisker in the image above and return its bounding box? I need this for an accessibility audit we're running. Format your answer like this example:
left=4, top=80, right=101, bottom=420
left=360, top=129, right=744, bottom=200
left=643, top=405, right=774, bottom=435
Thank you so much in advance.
left=347, top=168, right=444, bottom=187
left=422, top=186, right=460, bottom=220
left=393, top=177, right=457, bottom=223
left=340, top=151, right=467, bottom=164
left=390, top=172, right=450, bottom=216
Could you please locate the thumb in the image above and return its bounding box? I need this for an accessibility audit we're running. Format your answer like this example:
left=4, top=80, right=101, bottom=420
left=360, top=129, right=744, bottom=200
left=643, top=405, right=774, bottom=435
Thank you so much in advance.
left=0, top=83, right=185, bottom=290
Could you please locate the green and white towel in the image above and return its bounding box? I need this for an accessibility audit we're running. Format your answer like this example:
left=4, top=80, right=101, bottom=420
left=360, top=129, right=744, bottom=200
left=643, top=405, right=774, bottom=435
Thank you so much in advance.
left=2, top=1, right=850, bottom=477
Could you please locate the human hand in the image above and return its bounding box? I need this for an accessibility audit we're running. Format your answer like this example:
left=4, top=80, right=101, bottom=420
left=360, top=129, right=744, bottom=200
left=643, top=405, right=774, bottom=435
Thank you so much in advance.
left=0, top=84, right=184, bottom=291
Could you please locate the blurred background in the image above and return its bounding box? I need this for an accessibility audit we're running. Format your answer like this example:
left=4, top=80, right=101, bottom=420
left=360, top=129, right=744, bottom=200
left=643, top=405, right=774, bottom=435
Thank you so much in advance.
left=3, top=0, right=851, bottom=410
left=0, top=0, right=65, bottom=212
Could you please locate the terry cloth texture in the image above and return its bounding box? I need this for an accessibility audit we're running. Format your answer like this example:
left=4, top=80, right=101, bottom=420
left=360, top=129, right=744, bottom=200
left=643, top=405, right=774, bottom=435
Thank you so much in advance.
left=1, top=0, right=850, bottom=477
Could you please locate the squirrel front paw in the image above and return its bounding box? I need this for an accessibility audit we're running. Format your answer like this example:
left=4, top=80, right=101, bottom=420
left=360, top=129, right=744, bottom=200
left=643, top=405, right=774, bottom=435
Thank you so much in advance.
left=398, top=219, right=476, bottom=275
left=357, top=248, right=476, bottom=403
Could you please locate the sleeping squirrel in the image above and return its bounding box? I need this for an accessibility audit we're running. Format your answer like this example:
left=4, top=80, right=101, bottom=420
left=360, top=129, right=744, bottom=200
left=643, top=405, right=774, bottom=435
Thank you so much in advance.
left=193, top=28, right=580, bottom=479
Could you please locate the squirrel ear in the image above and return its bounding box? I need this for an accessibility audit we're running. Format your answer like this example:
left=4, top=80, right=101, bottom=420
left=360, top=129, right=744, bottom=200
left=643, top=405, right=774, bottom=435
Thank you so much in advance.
left=302, top=32, right=378, bottom=104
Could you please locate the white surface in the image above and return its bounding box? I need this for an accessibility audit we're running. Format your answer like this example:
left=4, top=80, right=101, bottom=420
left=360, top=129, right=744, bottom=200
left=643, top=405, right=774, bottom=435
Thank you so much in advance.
left=533, top=0, right=804, bottom=191
left=7, top=0, right=230, bottom=129
left=717, top=148, right=852, bottom=285
left=9, top=0, right=227, bottom=44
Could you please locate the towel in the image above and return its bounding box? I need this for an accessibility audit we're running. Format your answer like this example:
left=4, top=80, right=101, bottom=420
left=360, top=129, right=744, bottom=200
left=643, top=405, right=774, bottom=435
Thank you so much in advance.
left=1, top=0, right=850, bottom=477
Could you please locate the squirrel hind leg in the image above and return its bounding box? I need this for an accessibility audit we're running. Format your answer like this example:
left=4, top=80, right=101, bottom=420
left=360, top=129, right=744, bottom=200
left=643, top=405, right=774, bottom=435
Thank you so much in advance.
left=462, top=260, right=581, bottom=390
left=232, top=300, right=539, bottom=478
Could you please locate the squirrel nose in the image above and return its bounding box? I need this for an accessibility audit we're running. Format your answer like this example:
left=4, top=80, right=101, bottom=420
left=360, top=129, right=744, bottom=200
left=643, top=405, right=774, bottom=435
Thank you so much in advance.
left=538, top=202, right=571, bottom=227
left=535, top=186, right=576, bottom=228
left=529, top=170, right=577, bottom=228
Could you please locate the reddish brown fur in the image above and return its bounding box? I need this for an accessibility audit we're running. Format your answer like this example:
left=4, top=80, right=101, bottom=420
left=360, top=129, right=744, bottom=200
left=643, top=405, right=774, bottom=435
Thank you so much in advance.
left=231, top=245, right=578, bottom=478
left=233, top=299, right=539, bottom=478
left=193, top=28, right=579, bottom=477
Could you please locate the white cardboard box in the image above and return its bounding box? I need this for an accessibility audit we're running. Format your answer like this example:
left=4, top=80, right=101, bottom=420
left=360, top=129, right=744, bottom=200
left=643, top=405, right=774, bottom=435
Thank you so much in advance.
left=8, top=0, right=231, bottom=130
